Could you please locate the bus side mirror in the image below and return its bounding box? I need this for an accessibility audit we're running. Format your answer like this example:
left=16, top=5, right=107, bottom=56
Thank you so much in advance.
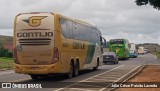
left=101, top=36, right=107, bottom=47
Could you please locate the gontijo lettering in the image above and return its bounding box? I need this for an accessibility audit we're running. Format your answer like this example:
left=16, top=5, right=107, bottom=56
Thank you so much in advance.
left=17, top=32, right=53, bottom=37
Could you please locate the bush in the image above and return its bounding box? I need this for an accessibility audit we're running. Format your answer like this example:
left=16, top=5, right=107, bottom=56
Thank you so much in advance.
left=154, top=51, right=160, bottom=58
left=7, top=51, right=13, bottom=58
left=0, top=47, right=13, bottom=58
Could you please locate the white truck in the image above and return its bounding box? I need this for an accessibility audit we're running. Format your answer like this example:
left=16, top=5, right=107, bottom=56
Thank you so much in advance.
left=138, top=46, right=144, bottom=55
left=129, top=43, right=138, bottom=58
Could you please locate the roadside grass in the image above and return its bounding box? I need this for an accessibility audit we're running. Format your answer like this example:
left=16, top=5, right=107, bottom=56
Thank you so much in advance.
left=154, top=52, right=160, bottom=58
left=0, top=57, right=14, bottom=70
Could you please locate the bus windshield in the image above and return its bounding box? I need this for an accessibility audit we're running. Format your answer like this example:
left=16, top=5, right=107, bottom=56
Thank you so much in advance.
left=110, top=39, right=124, bottom=44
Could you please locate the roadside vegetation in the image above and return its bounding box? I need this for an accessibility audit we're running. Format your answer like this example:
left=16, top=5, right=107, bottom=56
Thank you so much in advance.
left=0, top=47, right=14, bottom=70
left=154, top=51, right=160, bottom=58
left=0, top=57, right=14, bottom=70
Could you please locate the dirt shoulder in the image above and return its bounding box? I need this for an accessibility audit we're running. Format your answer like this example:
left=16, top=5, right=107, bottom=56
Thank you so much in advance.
left=116, top=65, right=160, bottom=91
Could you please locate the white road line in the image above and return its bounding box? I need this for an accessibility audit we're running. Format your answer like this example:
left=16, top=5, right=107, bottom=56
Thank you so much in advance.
left=80, top=65, right=124, bottom=82
left=54, top=65, right=124, bottom=91
left=155, top=55, right=157, bottom=59
left=100, top=73, right=123, bottom=76
left=84, top=79, right=115, bottom=82
left=114, top=65, right=140, bottom=82
left=93, top=76, right=117, bottom=79
left=0, top=71, right=14, bottom=76
left=74, top=83, right=102, bottom=88
left=70, top=88, right=95, bottom=91
left=98, top=65, right=141, bottom=91
left=9, top=77, right=31, bottom=82
left=86, top=78, right=115, bottom=82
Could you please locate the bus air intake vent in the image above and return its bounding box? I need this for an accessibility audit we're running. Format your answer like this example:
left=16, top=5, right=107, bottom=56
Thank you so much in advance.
left=19, top=38, right=51, bottom=45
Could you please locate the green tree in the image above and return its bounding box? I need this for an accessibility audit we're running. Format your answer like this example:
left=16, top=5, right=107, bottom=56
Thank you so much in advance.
left=0, top=47, right=13, bottom=58
left=0, top=47, right=8, bottom=57
left=7, top=51, right=13, bottom=58
left=135, top=0, right=160, bottom=10
left=0, top=42, right=2, bottom=48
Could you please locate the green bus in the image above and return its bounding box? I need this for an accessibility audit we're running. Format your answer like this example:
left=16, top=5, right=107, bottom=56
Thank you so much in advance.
left=109, top=39, right=130, bottom=60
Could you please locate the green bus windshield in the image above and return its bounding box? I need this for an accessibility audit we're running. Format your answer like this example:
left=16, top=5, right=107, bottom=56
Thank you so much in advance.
left=110, top=39, right=124, bottom=45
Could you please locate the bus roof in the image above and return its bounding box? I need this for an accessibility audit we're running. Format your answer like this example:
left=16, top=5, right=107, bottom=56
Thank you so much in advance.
left=57, top=13, right=97, bottom=28
left=16, top=12, right=100, bottom=32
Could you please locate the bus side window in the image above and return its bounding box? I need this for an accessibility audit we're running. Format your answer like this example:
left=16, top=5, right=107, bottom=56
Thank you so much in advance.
left=73, top=22, right=80, bottom=40
left=88, top=27, right=92, bottom=42
left=96, top=29, right=101, bottom=45
left=79, top=24, right=83, bottom=40
left=82, top=25, right=87, bottom=41
left=60, top=18, right=73, bottom=39
left=66, top=20, right=73, bottom=38
left=91, top=28, right=94, bottom=43
left=92, top=28, right=96, bottom=43
left=82, top=26, right=88, bottom=41
left=60, top=18, right=68, bottom=38
left=85, top=26, right=89, bottom=41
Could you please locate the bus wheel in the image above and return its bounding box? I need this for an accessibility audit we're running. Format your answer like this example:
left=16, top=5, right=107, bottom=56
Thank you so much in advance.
left=93, top=60, right=99, bottom=71
left=30, top=75, right=39, bottom=80
left=67, top=62, right=74, bottom=78
left=73, top=61, right=79, bottom=77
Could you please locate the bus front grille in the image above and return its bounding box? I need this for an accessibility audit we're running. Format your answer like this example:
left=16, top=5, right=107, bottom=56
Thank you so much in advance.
left=19, top=38, right=51, bottom=45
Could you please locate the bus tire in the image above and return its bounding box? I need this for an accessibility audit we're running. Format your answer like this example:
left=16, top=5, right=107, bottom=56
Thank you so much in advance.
left=67, top=61, right=74, bottom=78
left=93, top=60, right=99, bottom=71
left=73, top=61, right=79, bottom=77
left=30, top=75, right=39, bottom=80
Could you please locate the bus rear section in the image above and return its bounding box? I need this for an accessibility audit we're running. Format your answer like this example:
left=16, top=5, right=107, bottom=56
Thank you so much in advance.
left=14, top=13, right=60, bottom=77
left=109, top=39, right=129, bottom=59
left=129, top=43, right=138, bottom=58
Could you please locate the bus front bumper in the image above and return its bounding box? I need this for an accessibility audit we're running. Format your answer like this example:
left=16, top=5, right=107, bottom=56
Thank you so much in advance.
left=14, top=63, right=63, bottom=75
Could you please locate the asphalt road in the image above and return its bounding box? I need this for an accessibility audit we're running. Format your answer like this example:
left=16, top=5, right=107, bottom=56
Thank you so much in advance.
left=0, top=54, right=159, bottom=91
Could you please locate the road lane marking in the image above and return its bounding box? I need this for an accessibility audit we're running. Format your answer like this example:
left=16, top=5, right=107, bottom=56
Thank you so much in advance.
left=0, top=71, right=14, bottom=76
left=80, top=65, right=124, bottom=82
left=155, top=55, right=157, bottom=59
left=98, top=65, right=141, bottom=91
left=87, top=78, right=115, bottom=81
left=85, top=79, right=115, bottom=82
left=114, top=65, right=140, bottom=82
left=70, top=88, right=94, bottom=91
left=93, top=76, right=117, bottom=79
left=9, top=77, right=31, bottom=82
left=54, top=65, right=124, bottom=91
left=73, top=83, right=102, bottom=88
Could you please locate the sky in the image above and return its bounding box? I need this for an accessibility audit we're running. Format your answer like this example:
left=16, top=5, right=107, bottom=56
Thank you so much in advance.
left=0, top=0, right=160, bottom=44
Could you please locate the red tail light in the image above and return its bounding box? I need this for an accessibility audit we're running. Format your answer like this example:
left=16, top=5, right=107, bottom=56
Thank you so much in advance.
left=14, top=48, right=20, bottom=64
left=51, top=47, right=59, bottom=64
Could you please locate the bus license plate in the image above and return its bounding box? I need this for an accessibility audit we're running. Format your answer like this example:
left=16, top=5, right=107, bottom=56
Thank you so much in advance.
left=31, top=67, right=39, bottom=70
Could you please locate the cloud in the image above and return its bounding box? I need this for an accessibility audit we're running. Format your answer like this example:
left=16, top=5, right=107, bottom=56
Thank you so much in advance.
left=103, top=32, right=160, bottom=44
left=0, top=0, right=159, bottom=44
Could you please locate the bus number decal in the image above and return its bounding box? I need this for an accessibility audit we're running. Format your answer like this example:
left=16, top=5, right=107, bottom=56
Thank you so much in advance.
left=63, top=43, right=68, bottom=48
left=73, top=42, right=85, bottom=49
